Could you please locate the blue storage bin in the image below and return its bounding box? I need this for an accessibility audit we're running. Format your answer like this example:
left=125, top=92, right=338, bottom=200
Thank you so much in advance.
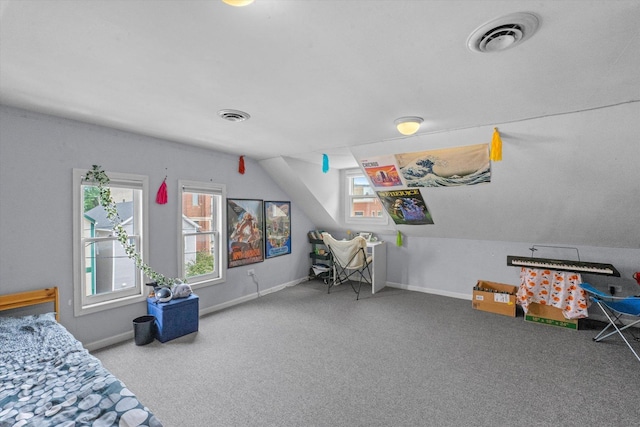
left=147, top=293, right=199, bottom=342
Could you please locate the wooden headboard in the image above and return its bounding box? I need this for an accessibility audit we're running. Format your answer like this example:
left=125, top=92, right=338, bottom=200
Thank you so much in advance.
left=0, top=287, right=59, bottom=321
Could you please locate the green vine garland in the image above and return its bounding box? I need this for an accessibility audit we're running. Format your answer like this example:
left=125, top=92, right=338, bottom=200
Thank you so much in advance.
left=84, top=165, right=179, bottom=287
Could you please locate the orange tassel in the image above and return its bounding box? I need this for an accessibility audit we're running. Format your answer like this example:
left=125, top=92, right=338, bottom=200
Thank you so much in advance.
left=490, top=127, right=502, bottom=161
left=239, top=156, right=245, bottom=174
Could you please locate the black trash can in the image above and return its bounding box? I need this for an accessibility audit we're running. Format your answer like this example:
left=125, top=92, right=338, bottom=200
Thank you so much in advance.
left=133, top=315, right=156, bottom=346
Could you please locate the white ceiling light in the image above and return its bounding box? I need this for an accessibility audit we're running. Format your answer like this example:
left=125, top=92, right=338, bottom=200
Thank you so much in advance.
left=467, top=12, right=540, bottom=53
left=222, top=0, right=255, bottom=6
left=394, top=117, right=423, bottom=136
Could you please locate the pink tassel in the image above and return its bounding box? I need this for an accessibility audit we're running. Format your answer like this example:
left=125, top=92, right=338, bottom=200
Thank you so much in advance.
left=156, top=178, right=168, bottom=204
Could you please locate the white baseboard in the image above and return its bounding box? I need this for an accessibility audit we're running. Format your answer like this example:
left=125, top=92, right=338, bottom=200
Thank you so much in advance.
left=385, top=282, right=638, bottom=329
left=87, top=277, right=308, bottom=351
left=386, top=281, right=472, bottom=300
left=85, top=280, right=637, bottom=351
left=85, top=330, right=134, bottom=352
left=199, top=277, right=305, bottom=316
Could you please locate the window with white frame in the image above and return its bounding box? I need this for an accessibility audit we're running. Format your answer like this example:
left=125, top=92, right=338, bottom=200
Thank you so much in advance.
left=344, top=169, right=387, bottom=225
left=179, top=180, right=226, bottom=287
left=73, top=169, right=149, bottom=316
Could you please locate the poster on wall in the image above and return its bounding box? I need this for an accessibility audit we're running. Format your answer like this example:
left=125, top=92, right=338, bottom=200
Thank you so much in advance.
left=395, top=143, right=491, bottom=187
left=360, top=156, right=404, bottom=188
left=227, top=198, right=264, bottom=268
left=264, top=201, right=291, bottom=259
left=377, top=189, right=434, bottom=225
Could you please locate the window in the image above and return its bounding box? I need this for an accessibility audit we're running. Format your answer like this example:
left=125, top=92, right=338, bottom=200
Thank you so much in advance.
left=73, top=169, right=149, bottom=316
left=179, top=180, right=226, bottom=287
left=344, top=169, right=387, bottom=225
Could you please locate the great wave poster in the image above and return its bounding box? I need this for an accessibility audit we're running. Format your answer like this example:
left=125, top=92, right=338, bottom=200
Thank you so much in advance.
left=395, top=143, right=490, bottom=187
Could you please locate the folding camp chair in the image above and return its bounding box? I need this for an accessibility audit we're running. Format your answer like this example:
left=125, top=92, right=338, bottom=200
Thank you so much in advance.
left=322, top=232, right=372, bottom=300
left=580, top=283, right=640, bottom=362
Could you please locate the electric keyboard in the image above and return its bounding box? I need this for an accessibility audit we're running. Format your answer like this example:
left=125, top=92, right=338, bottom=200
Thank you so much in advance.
left=507, top=255, right=620, bottom=277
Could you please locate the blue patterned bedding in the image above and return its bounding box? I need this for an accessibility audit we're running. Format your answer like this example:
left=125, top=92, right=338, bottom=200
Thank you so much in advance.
left=0, top=313, right=162, bottom=427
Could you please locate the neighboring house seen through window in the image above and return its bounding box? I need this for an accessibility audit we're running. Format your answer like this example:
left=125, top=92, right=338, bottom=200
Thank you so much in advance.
left=73, top=169, right=149, bottom=316
left=344, top=169, right=387, bottom=225
left=180, top=180, right=226, bottom=287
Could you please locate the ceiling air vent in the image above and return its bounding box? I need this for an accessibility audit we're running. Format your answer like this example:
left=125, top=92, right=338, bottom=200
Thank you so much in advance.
left=217, top=109, right=251, bottom=122
left=467, top=12, right=540, bottom=53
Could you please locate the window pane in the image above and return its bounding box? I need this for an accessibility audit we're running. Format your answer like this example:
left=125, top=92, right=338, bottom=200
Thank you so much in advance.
left=82, top=185, right=137, bottom=238
left=350, top=197, right=382, bottom=218
left=344, top=170, right=388, bottom=225
left=183, top=232, right=215, bottom=278
left=350, top=176, right=375, bottom=196
left=84, top=238, right=137, bottom=296
left=81, top=184, right=141, bottom=297
left=74, top=169, right=147, bottom=316
left=183, top=191, right=214, bottom=233
left=181, top=185, right=223, bottom=283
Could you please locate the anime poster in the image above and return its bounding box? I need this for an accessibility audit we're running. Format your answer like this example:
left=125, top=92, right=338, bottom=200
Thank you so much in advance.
left=227, top=199, right=264, bottom=268
left=377, top=189, right=434, bottom=225
left=395, top=143, right=491, bottom=187
left=360, top=157, right=404, bottom=188
left=264, top=201, right=291, bottom=259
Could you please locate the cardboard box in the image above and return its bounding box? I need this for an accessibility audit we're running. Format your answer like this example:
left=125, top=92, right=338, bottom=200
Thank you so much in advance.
left=524, top=302, right=579, bottom=330
left=472, top=280, right=518, bottom=317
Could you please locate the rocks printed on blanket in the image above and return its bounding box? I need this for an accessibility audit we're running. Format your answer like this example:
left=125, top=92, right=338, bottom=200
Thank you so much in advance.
left=0, top=314, right=162, bottom=427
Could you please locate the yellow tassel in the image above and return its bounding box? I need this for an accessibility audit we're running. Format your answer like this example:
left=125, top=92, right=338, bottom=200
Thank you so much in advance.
left=490, top=127, right=502, bottom=161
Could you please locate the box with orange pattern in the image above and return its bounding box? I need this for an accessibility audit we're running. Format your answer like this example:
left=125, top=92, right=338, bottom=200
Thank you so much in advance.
left=471, top=280, right=518, bottom=317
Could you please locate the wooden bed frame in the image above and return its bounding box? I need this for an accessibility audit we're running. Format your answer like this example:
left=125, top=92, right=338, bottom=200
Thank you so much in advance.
left=0, top=287, right=59, bottom=321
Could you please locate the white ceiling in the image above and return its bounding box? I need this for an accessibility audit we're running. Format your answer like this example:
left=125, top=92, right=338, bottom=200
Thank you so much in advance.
left=1, top=0, right=639, bottom=169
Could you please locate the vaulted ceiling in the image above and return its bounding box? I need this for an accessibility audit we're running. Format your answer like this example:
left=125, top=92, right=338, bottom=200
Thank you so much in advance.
left=1, top=0, right=639, bottom=248
left=1, top=0, right=638, bottom=169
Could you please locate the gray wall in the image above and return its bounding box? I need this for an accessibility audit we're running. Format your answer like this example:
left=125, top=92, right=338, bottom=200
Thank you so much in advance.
left=0, top=106, right=314, bottom=346
left=348, top=102, right=640, bottom=248
left=313, top=229, right=639, bottom=302
left=2, top=105, right=639, bottom=350
left=263, top=102, right=640, bottom=300
left=379, top=235, right=639, bottom=299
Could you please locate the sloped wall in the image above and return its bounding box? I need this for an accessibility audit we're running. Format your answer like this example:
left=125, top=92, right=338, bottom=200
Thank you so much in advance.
left=350, top=102, right=640, bottom=249
left=263, top=103, right=639, bottom=248
left=261, top=103, right=640, bottom=297
left=259, top=156, right=340, bottom=226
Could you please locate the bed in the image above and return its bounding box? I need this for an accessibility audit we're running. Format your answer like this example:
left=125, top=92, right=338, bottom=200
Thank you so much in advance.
left=0, top=287, right=163, bottom=427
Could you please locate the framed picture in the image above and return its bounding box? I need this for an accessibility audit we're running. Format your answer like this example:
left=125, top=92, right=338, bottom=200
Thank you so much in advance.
left=264, top=201, right=291, bottom=259
left=227, top=198, right=264, bottom=268
left=358, top=232, right=372, bottom=242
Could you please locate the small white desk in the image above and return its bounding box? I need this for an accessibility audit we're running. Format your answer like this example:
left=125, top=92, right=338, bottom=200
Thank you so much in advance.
left=367, top=241, right=387, bottom=294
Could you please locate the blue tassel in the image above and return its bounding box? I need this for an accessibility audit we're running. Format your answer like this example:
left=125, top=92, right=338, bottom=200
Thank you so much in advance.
left=322, top=154, right=329, bottom=173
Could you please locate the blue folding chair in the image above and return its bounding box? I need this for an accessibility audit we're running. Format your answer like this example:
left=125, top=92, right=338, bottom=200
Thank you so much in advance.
left=580, top=283, right=640, bottom=362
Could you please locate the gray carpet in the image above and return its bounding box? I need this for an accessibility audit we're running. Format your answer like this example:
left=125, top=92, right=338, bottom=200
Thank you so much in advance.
left=93, top=281, right=640, bottom=427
